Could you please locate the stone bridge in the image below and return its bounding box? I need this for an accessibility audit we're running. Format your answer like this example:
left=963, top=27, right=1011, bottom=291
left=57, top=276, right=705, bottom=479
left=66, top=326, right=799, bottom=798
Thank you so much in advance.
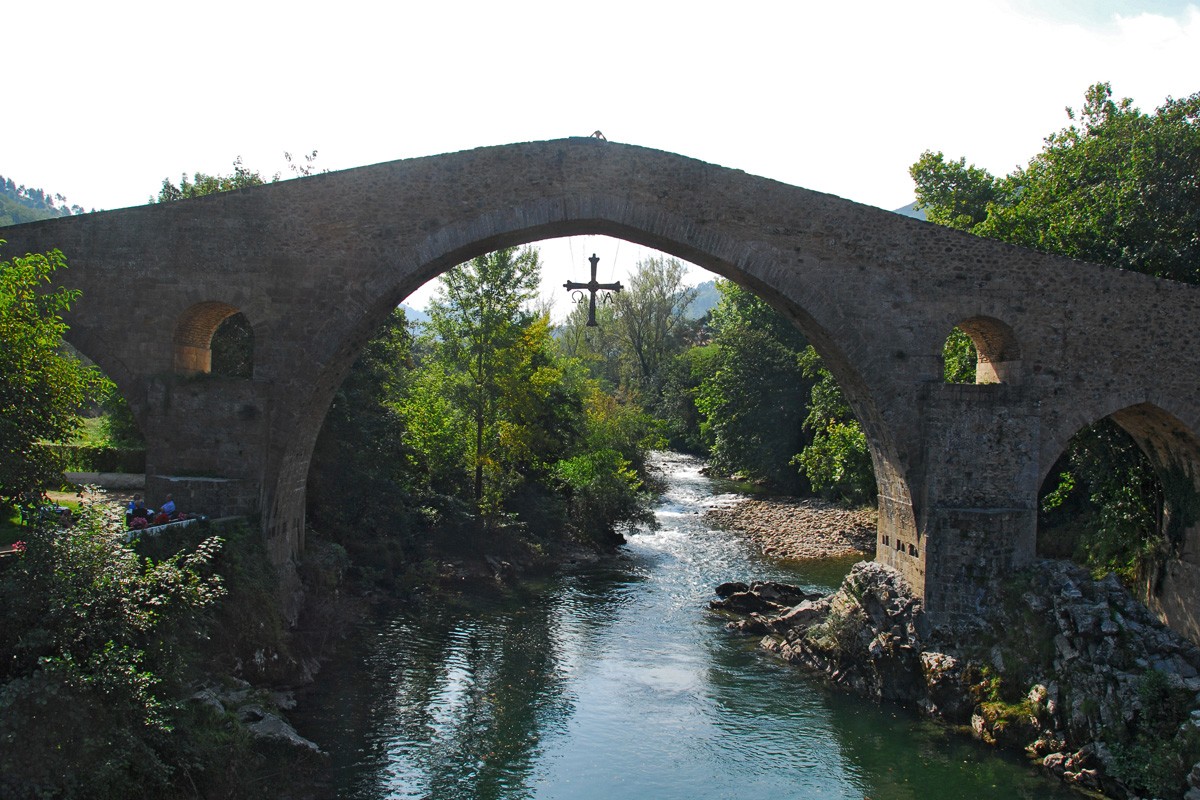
left=5, top=139, right=1200, bottom=636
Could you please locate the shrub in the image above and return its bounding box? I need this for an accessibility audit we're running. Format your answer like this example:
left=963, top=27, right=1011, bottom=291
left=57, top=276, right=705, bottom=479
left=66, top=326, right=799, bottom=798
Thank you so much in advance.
left=0, top=501, right=223, bottom=799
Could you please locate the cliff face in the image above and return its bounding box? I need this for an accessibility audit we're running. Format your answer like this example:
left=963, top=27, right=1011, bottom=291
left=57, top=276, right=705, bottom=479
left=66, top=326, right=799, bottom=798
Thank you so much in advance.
left=713, top=560, right=1200, bottom=799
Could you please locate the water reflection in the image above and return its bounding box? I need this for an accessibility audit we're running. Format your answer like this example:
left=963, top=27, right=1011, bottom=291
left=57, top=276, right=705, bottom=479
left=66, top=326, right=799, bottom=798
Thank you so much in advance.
left=296, top=453, right=1074, bottom=799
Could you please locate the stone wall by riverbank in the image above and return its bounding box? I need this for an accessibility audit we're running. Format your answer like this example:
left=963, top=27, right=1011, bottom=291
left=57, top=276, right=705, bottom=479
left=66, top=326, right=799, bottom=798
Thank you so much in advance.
left=705, top=496, right=875, bottom=560
left=712, top=561, right=1200, bottom=799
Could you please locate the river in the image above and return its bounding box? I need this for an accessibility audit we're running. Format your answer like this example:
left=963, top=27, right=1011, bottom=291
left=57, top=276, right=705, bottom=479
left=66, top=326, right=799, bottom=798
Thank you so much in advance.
left=294, top=452, right=1074, bottom=799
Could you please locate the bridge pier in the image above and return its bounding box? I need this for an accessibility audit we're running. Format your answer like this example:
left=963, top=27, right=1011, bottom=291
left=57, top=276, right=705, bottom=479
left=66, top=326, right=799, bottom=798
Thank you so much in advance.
left=881, top=383, right=1042, bottom=620
left=138, top=375, right=270, bottom=520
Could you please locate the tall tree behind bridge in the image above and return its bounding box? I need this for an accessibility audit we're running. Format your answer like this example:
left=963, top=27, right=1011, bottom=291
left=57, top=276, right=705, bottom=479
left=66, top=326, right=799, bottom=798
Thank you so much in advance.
left=911, top=83, right=1200, bottom=282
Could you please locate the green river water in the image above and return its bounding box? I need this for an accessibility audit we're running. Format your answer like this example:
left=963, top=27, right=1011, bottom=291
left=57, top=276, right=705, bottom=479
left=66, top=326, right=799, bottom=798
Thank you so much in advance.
left=293, top=452, right=1076, bottom=799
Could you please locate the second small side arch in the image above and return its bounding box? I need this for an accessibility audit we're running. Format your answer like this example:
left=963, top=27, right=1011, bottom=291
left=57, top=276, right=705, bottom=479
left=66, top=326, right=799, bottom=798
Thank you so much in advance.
left=173, top=301, right=255, bottom=377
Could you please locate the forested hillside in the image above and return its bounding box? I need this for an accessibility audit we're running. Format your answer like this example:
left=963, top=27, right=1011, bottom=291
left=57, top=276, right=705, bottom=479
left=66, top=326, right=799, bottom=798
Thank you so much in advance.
left=0, top=174, right=89, bottom=226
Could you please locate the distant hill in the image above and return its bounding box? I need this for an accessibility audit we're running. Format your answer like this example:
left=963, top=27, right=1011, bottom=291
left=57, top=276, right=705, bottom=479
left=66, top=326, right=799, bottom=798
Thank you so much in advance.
left=0, top=173, right=89, bottom=227
left=399, top=303, right=430, bottom=325
left=893, top=201, right=925, bottom=220
left=685, top=279, right=719, bottom=319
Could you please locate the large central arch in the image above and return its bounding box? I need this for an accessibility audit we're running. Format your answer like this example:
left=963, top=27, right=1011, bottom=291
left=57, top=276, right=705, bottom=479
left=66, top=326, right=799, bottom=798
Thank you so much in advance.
left=6, top=138, right=1200, bottom=630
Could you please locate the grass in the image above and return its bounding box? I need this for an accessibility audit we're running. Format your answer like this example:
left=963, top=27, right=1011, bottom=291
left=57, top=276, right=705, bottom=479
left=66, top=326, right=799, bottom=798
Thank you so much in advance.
left=0, top=498, right=85, bottom=548
left=72, top=416, right=108, bottom=447
left=0, top=509, right=22, bottom=547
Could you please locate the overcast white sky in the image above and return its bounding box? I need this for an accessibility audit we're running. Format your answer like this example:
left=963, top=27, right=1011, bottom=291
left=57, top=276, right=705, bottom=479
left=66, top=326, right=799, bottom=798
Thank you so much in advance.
left=5, top=0, right=1199, bottom=312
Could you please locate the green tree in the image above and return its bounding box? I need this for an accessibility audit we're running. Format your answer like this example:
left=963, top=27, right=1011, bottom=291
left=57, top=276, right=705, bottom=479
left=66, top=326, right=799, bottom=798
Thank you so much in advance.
left=794, top=346, right=875, bottom=505
left=426, top=247, right=543, bottom=512
left=0, top=244, right=101, bottom=510
left=152, top=151, right=322, bottom=204
left=942, top=327, right=978, bottom=384
left=610, top=256, right=697, bottom=398
left=695, top=281, right=812, bottom=489
left=912, top=83, right=1200, bottom=283
left=153, top=156, right=268, bottom=203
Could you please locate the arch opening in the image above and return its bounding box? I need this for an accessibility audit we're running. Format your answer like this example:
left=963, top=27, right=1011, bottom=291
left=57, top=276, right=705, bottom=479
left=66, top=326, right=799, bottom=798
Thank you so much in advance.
left=299, top=234, right=908, bottom=583
left=942, top=316, right=1021, bottom=385
left=173, top=302, right=254, bottom=377
left=1037, top=403, right=1200, bottom=640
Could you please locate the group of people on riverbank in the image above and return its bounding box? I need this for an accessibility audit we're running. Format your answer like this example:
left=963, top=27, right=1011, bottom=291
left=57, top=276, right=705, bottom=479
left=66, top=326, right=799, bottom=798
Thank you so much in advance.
left=126, top=493, right=187, bottom=530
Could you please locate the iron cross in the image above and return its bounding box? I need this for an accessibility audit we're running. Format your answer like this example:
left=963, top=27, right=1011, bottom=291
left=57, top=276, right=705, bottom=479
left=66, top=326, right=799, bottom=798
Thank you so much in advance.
left=564, top=254, right=623, bottom=327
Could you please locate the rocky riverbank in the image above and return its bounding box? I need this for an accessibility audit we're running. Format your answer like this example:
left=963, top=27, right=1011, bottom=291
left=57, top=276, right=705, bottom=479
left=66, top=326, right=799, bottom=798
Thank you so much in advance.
left=705, top=495, right=875, bottom=559
left=712, top=561, right=1200, bottom=799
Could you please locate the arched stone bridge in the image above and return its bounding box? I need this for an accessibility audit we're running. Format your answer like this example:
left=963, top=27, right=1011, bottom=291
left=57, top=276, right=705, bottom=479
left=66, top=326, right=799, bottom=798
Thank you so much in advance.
left=6, top=139, right=1200, bottom=636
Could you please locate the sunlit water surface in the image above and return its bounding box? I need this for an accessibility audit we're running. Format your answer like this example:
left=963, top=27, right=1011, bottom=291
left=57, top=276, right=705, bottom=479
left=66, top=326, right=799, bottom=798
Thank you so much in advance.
left=294, top=452, right=1073, bottom=799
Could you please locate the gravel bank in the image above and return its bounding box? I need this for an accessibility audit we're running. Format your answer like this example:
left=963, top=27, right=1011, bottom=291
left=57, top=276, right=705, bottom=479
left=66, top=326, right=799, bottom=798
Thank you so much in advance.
left=706, top=496, right=875, bottom=560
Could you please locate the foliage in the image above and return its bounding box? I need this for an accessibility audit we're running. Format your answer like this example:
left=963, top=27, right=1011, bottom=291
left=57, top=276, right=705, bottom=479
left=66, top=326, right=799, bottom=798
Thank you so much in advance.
left=1038, top=420, right=1163, bottom=582
left=152, top=151, right=323, bottom=204
left=0, top=244, right=102, bottom=510
left=99, top=380, right=145, bottom=447
left=610, top=256, right=698, bottom=397
left=795, top=346, right=876, bottom=505
left=694, top=282, right=812, bottom=490
left=907, top=153, right=998, bottom=231
left=46, top=444, right=147, bottom=473
left=942, top=327, right=978, bottom=384
left=307, top=307, right=433, bottom=571
left=553, top=446, right=651, bottom=545
left=154, top=156, right=268, bottom=203
left=1109, top=669, right=1200, bottom=798
left=0, top=173, right=88, bottom=227
left=557, top=255, right=701, bottom=407
left=912, top=83, right=1200, bottom=283
left=656, top=342, right=719, bottom=454
left=0, top=502, right=225, bottom=799
left=425, top=246, right=545, bottom=512
left=310, top=249, right=657, bottom=561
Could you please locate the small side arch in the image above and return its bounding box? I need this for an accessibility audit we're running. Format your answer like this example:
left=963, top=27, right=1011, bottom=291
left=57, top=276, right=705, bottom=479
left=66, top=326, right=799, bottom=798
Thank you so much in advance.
left=943, top=315, right=1021, bottom=384
left=173, top=301, right=254, bottom=377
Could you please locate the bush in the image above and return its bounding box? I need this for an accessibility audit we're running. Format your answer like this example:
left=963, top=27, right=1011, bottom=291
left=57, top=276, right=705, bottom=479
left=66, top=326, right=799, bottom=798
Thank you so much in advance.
left=47, top=443, right=147, bottom=473
left=0, top=501, right=223, bottom=799
left=553, top=448, right=653, bottom=543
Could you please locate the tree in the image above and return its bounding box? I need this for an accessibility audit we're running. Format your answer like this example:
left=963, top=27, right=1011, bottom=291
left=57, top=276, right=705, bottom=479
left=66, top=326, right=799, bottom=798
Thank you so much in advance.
left=152, top=151, right=324, bottom=204
left=794, top=346, right=875, bottom=505
left=426, top=247, right=543, bottom=511
left=694, top=281, right=813, bottom=489
left=0, top=244, right=100, bottom=510
left=0, top=502, right=224, bottom=798
left=912, top=83, right=1200, bottom=283
left=611, top=256, right=697, bottom=398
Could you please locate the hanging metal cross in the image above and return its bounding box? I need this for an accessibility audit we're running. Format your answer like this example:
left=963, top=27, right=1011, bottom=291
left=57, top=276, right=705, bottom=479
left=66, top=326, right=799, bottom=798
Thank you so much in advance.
left=564, top=254, right=623, bottom=327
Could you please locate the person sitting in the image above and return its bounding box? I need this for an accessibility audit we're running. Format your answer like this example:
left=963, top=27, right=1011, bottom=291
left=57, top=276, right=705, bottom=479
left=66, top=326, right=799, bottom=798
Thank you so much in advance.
left=126, top=495, right=143, bottom=526
left=130, top=499, right=153, bottom=527
left=160, top=494, right=177, bottom=519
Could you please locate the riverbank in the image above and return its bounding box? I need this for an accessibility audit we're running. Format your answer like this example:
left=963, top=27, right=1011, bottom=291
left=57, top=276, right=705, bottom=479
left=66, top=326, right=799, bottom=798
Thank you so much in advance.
left=705, top=495, right=875, bottom=560
left=713, top=561, right=1200, bottom=799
